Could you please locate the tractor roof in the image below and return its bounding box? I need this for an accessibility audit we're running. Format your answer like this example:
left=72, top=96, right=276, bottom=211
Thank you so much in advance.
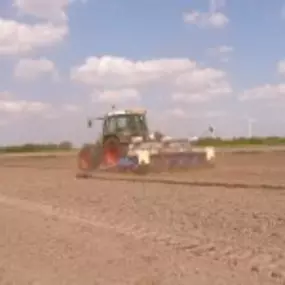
left=106, top=108, right=146, bottom=117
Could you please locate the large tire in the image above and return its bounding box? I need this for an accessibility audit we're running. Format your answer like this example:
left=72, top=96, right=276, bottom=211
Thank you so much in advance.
left=103, top=136, right=122, bottom=166
left=77, top=144, right=102, bottom=172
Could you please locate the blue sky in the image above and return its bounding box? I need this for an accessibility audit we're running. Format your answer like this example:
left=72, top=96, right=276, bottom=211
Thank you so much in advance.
left=0, top=0, right=285, bottom=145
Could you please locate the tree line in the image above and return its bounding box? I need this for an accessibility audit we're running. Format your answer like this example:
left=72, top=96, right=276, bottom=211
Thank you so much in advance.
left=1, top=137, right=285, bottom=153
left=0, top=141, right=73, bottom=153
left=196, top=136, right=285, bottom=147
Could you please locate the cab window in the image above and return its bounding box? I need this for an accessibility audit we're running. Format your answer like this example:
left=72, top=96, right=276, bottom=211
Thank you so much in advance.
left=116, top=116, right=128, bottom=130
left=104, top=117, right=117, bottom=133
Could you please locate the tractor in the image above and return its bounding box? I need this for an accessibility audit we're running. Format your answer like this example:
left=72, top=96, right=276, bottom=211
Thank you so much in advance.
left=77, top=108, right=215, bottom=176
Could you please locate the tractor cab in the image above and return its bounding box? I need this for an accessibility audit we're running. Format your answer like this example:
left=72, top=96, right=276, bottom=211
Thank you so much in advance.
left=102, top=110, right=149, bottom=142
left=101, top=109, right=149, bottom=165
left=88, top=109, right=149, bottom=143
left=85, top=109, right=150, bottom=167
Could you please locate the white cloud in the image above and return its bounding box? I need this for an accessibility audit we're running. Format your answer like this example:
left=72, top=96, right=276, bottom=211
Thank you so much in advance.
left=71, top=55, right=231, bottom=103
left=277, top=60, right=285, bottom=75
left=167, top=108, right=188, bottom=118
left=184, top=0, right=229, bottom=29
left=165, top=108, right=227, bottom=120
left=207, top=45, right=234, bottom=62
left=0, top=91, right=13, bottom=100
left=209, top=0, right=227, bottom=12
left=0, top=0, right=87, bottom=56
left=0, top=120, right=8, bottom=127
left=0, top=94, right=80, bottom=121
left=172, top=68, right=231, bottom=102
left=208, top=12, right=229, bottom=27
left=62, top=104, right=81, bottom=112
left=183, top=11, right=229, bottom=28
left=0, top=99, right=50, bottom=113
left=14, top=58, right=58, bottom=80
left=71, top=56, right=196, bottom=88
left=92, top=88, right=140, bottom=103
left=0, top=18, right=67, bottom=55
left=42, top=111, right=61, bottom=120
left=13, top=0, right=68, bottom=22
left=208, top=45, right=234, bottom=55
left=38, top=104, right=81, bottom=120
left=172, top=93, right=209, bottom=103
left=219, top=45, right=234, bottom=53
left=239, top=84, right=285, bottom=101
left=204, top=110, right=227, bottom=118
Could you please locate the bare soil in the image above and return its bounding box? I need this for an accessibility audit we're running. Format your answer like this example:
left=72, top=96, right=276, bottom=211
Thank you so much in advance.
left=0, top=152, right=284, bottom=284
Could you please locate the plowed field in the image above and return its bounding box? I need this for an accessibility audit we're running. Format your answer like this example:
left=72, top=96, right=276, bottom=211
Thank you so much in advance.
left=0, top=151, right=284, bottom=284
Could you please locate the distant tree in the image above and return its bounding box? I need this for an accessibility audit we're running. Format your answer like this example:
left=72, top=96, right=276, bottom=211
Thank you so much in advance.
left=58, top=141, right=73, bottom=150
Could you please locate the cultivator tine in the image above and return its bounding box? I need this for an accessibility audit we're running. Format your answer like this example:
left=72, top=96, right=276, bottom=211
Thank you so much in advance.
left=146, top=150, right=214, bottom=173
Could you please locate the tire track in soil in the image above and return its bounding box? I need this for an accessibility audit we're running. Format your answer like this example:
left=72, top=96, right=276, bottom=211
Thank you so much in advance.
left=0, top=193, right=284, bottom=284
left=89, top=173, right=285, bottom=191
left=2, top=160, right=285, bottom=191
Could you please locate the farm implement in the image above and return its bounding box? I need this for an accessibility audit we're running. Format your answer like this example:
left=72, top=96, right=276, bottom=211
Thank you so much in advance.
left=76, top=108, right=215, bottom=177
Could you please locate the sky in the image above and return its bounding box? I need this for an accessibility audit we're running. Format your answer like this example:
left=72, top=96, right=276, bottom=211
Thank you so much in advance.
left=0, top=0, right=285, bottom=145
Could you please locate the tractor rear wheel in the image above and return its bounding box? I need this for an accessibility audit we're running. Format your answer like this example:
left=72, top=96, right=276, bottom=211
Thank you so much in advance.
left=102, top=137, right=122, bottom=166
left=77, top=144, right=102, bottom=174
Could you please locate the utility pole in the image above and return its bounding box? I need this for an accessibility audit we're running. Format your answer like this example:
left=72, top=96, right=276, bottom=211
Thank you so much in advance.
left=247, top=118, right=254, bottom=138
